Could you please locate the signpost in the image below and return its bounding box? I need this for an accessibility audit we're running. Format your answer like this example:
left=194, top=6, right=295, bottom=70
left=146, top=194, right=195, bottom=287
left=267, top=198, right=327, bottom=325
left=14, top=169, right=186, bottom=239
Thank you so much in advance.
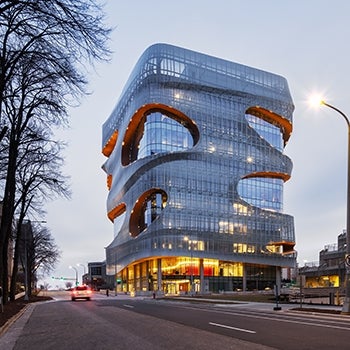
left=273, top=284, right=281, bottom=311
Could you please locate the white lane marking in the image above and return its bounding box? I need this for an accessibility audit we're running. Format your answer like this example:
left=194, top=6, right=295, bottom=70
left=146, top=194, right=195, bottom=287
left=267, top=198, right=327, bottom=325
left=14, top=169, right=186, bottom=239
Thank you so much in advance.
left=123, top=304, right=134, bottom=309
left=209, top=322, right=256, bottom=334
left=175, top=304, right=350, bottom=331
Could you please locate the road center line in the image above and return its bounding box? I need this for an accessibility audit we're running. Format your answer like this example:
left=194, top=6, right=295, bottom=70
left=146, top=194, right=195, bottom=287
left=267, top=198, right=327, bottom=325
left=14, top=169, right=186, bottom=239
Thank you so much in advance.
left=209, top=322, right=256, bottom=334
left=123, top=304, right=134, bottom=308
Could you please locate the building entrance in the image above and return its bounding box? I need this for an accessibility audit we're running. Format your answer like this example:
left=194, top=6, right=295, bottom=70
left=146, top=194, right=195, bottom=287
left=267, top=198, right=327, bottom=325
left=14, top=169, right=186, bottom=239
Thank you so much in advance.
left=163, top=279, right=191, bottom=295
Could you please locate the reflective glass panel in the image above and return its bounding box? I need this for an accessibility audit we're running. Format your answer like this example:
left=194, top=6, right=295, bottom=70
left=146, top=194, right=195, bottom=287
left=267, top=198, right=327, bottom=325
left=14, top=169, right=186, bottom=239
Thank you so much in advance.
left=237, top=177, right=283, bottom=212
left=113, top=211, right=126, bottom=238
left=245, top=114, right=283, bottom=151
left=138, top=112, right=193, bottom=159
left=145, top=193, right=165, bottom=226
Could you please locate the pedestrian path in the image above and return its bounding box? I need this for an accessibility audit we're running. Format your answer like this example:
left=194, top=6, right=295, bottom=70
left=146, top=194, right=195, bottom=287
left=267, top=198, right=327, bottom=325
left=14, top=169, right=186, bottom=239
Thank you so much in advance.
left=162, top=295, right=345, bottom=313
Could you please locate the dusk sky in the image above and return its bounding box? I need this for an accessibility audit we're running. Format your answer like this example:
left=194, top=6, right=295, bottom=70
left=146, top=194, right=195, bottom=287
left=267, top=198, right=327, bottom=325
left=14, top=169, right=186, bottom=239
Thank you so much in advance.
left=42, top=0, right=350, bottom=286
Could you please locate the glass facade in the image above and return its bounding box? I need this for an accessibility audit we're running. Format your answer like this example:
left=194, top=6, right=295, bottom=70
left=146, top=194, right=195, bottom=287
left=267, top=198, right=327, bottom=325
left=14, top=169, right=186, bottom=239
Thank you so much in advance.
left=138, top=112, right=194, bottom=159
left=237, top=177, right=283, bottom=212
left=102, top=43, right=296, bottom=294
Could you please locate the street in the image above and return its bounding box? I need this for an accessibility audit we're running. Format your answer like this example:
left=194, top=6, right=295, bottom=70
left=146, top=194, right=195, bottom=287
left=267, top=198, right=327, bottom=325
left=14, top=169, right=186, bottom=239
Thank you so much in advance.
left=1, top=291, right=350, bottom=349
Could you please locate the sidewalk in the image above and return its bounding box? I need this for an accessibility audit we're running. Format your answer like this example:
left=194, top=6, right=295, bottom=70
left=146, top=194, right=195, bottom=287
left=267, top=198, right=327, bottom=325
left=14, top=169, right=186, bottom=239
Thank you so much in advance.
left=161, top=295, right=345, bottom=314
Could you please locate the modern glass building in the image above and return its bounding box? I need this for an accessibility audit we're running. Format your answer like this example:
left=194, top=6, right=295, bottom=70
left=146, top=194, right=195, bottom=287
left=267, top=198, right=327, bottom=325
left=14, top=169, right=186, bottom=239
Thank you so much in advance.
left=102, top=43, right=296, bottom=295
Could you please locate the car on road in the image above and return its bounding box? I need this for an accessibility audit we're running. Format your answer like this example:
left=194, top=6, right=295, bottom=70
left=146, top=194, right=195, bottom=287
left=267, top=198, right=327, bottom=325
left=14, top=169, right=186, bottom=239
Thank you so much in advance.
left=70, top=285, right=92, bottom=301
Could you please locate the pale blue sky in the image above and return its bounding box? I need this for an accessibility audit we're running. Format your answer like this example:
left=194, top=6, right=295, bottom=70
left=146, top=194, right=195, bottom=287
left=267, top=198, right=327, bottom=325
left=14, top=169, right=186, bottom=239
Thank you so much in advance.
left=44, top=0, right=350, bottom=286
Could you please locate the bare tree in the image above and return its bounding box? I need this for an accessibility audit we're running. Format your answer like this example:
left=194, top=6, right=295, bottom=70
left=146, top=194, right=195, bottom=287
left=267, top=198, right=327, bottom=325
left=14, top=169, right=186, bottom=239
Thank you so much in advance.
left=17, top=223, right=61, bottom=298
left=9, top=131, right=70, bottom=300
left=65, top=281, right=73, bottom=290
left=1, top=54, right=71, bottom=301
left=31, top=226, right=61, bottom=287
left=0, top=126, right=7, bottom=143
left=0, top=0, right=111, bottom=302
left=39, top=281, right=51, bottom=291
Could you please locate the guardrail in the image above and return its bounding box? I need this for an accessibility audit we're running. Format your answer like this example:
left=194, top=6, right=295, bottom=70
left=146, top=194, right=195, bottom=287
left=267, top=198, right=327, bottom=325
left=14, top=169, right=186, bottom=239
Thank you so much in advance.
left=288, top=287, right=343, bottom=305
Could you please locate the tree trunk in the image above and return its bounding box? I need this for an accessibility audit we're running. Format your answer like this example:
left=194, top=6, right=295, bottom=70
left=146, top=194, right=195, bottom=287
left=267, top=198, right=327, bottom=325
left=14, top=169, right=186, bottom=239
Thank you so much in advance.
left=9, top=224, right=22, bottom=301
left=0, top=132, right=19, bottom=304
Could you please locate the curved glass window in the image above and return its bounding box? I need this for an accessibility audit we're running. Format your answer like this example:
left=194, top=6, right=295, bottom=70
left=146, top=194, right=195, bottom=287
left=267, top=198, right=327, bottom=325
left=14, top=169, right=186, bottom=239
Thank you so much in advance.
left=130, top=189, right=168, bottom=237
left=121, top=104, right=199, bottom=166
left=245, top=114, right=283, bottom=151
left=138, top=112, right=193, bottom=159
left=237, top=177, right=283, bottom=212
left=145, top=192, right=166, bottom=226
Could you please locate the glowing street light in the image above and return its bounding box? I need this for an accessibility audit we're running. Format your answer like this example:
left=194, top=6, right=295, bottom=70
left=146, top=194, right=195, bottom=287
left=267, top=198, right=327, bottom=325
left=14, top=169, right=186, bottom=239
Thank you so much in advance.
left=314, top=98, right=350, bottom=314
left=308, top=94, right=324, bottom=109
left=69, top=265, right=78, bottom=286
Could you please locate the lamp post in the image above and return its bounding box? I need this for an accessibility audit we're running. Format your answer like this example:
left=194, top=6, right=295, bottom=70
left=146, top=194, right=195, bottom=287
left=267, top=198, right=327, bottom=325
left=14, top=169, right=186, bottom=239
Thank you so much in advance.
left=114, top=250, right=118, bottom=297
left=320, top=100, right=350, bottom=314
left=184, top=236, right=194, bottom=295
left=69, top=266, right=78, bottom=286
left=77, top=263, right=86, bottom=285
left=23, top=224, right=30, bottom=301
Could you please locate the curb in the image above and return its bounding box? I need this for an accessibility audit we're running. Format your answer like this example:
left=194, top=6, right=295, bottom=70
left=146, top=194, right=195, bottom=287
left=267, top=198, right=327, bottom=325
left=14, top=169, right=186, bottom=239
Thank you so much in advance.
left=286, top=308, right=350, bottom=318
left=0, top=304, right=31, bottom=337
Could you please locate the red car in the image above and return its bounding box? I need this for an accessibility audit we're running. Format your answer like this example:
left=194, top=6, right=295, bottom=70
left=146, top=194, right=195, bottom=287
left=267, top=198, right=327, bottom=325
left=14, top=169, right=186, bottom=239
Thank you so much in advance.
left=70, top=285, right=92, bottom=301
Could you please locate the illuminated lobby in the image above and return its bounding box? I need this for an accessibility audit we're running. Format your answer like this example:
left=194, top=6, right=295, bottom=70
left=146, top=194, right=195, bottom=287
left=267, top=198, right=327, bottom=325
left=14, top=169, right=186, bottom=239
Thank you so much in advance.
left=102, top=43, right=296, bottom=295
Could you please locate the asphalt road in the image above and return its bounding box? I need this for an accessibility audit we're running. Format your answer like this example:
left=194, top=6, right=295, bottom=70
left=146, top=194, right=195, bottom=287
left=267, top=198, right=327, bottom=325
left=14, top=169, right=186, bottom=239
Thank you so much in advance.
left=1, top=291, right=350, bottom=350
left=133, top=299, right=350, bottom=349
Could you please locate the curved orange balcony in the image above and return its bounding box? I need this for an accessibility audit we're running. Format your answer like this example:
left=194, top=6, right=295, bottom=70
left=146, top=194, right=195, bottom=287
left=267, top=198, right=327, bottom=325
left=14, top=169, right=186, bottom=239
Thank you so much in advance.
left=246, top=106, right=292, bottom=145
left=122, top=103, right=199, bottom=166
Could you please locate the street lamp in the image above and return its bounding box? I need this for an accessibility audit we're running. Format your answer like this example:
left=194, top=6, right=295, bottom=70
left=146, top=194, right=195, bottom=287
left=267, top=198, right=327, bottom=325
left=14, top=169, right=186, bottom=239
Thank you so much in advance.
left=318, top=100, right=350, bottom=314
left=184, top=236, right=194, bottom=295
left=114, top=250, right=118, bottom=297
left=77, top=263, right=86, bottom=285
left=69, top=266, right=78, bottom=286
left=23, top=222, right=32, bottom=301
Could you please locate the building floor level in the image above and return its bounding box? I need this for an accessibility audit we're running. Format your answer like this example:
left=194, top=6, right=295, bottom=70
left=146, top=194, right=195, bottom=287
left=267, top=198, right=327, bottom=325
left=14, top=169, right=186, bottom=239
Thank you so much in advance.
left=114, top=257, right=285, bottom=295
